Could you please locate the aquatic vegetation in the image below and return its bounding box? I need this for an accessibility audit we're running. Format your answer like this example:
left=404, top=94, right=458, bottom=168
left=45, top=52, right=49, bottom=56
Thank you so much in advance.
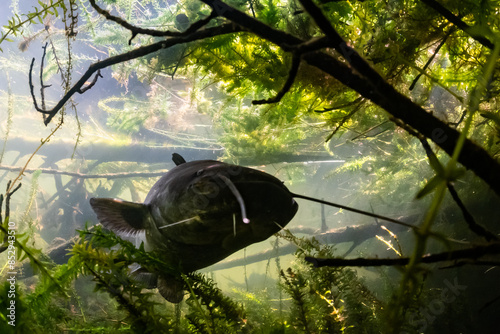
left=278, top=231, right=383, bottom=334
left=1, top=0, right=500, bottom=332
left=1, top=221, right=389, bottom=333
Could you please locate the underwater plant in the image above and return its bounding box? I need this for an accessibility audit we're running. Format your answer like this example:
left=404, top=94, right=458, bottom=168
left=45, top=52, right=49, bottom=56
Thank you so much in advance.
left=1, top=0, right=500, bottom=333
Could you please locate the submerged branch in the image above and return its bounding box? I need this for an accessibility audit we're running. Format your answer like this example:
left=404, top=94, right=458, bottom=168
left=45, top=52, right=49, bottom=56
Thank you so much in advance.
left=210, top=223, right=409, bottom=271
left=446, top=183, right=498, bottom=241
left=199, top=0, right=500, bottom=197
left=252, top=53, right=301, bottom=105
left=409, top=26, right=456, bottom=91
left=0, top=180, right=22, bottom=253
left=306, top=242, right=500, bottom=267
left=0, top=164, right=169, bottom=179
left=88, top=0, right=217, bottom=44
left=27, top=0, right=500, bottom=197
left=30, top=23, right=242, bottom=125
left=7, top=122, right=63, bottom=193
left=420, top=0, right=494, bottom=50
left=417, top=136, right=498, bottom=241
left=39, top=43, right=51, bottom=112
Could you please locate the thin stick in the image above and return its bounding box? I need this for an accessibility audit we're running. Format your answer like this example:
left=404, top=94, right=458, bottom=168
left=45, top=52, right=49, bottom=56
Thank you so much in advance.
left=7, top=122, right=62, bottom=193
left=291, top=192, right=416, bottom=229
left=305, top=242, right=500, bottom=267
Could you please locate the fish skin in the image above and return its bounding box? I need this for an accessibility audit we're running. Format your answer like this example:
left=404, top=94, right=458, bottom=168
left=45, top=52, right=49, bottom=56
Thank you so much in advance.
left=90, top=155, right=298, bottom=302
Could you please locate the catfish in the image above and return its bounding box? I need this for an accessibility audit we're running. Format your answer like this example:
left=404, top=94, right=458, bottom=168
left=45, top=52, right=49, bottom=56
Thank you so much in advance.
left=90, top=153, right=298, bottom=302
left=90, top=153, right=411, bottom=303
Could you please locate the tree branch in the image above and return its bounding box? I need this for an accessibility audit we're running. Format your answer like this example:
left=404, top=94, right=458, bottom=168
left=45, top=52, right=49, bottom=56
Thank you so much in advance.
left=0, top=164, right=169, bottom=179
left=78, top=70, right=103, bottom=94
left=394, top=119, right=498, bottom=241
left=252, top=52, right=301, bottom=105
left=0, top=181, right=22, bottom=253
left=305, top=242, right=500, bottom=267
left=89, top=0, right=217, bottom=44
left=31, top=23, right=242, bottom=125
left=39, top=43, right=51, bottom=111
left=297, top=0, right=383, bottom=84
left=29, top=54, right=102, bottom=116
left=199, top=0, right=500, bottom=197
left=31, top=0, right=500, bottom=197
left=409, top=26, right=456, bottom=91
left=446, top=183, right=498, bottom=242
left=420, top=0, right=495, bottom=50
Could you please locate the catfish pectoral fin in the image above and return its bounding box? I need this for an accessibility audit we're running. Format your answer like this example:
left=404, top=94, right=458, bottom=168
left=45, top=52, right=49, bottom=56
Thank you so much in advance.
left=158, top=275, right=185, bottom=303
left=90, top=198, right=150, bottom=237
left=130, top=264, right=158, bottom=289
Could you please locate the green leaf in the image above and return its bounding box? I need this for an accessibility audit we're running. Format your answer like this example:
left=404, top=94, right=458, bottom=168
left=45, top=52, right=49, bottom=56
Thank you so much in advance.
left=480, top=111, right=500, bottom=128
left=426, top=150, right=444, bottom=176
left=416, top=175, right=444, bottom=199
left=448, top=167, right=466, bottom=182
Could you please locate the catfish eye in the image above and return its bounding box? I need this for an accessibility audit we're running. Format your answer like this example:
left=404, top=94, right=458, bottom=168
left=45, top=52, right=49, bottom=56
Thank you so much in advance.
left=196, top=169, right=204, bottom=176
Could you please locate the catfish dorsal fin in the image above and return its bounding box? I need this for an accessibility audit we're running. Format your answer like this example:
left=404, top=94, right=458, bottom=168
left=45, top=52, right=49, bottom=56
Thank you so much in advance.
left=90, top=198, right=150, bottom=237
left=172, top=153, right=187, bottom=166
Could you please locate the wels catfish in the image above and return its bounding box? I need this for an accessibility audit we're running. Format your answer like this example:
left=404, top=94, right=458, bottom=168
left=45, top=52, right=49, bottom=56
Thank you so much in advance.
left=90, top=154, right=411, bottom=303
left=90, top=153, right=298, bottom=302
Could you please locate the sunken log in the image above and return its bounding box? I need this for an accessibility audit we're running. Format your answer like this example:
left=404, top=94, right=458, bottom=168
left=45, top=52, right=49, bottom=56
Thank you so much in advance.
left=208, top=223, right=409, bottom=271
left=1, top=137, right=339, bottom=166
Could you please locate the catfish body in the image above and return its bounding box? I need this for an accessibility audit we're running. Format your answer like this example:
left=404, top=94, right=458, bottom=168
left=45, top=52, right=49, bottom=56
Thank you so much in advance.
left=90, top=155, right=298, bottom=302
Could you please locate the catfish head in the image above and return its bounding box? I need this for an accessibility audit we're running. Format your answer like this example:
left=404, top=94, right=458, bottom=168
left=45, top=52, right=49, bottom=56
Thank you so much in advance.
left=90, top=154, right=298, bottom=302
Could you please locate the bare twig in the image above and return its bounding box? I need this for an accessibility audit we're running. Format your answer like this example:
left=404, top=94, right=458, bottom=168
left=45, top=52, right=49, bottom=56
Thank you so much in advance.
left=449, top=108, right=468, bottom=127
left=420, top=0, right=494, bottom=50
left=7, top=122, right=63, bottom=193
left=4, top=181, right=21, bottom=223
left=79, top=70, right=102, bottom=94
left=417, top=137, right=498, bottom=241
left=350, top=120, right=390, bottom=141
left=26, top=0, right=500, bottom=197
left=0, top=180, right=22, bottom=253
left=315, top=96, right=363, bottom=113
left=324, top=100, right=365, bottom=142
left=89, top=0, right=217, bottom=44
left=29, top=58, right=51, bottom=115
left=393, top=118, right=498, bottom=241
left=292, top=192, right=417, bottom=229
left=39, top=43, right=52, bottom=111
left=446, top=183, right=498, bottom=241
left=409, top=26, right=456, bottom=91
left=0, top=164, right=169, bottom=179
left=30, top=23, right=242, bottom=125
left=305, top=242, right=500, bottom=267
left=252, top=53, right=301, bottom=105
